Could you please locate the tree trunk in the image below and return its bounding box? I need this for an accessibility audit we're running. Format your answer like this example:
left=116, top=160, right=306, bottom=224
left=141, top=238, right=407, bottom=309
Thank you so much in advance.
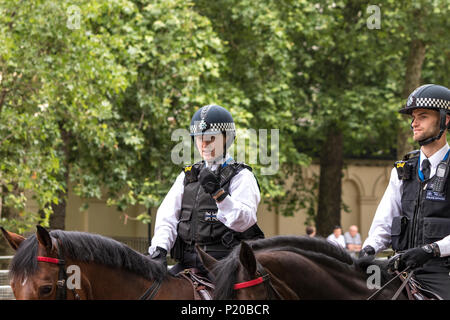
left=49, top=125, right=71, bottom=230
left=396, top=39, right=426, bottom=159
left=315, top=125, right=343, bottom=237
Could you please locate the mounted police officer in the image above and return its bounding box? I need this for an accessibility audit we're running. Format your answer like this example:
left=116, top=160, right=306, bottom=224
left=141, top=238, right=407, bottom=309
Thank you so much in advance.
left=360, top=84, right=450, bottom=299
left=148, top=104, right=264, bottom=275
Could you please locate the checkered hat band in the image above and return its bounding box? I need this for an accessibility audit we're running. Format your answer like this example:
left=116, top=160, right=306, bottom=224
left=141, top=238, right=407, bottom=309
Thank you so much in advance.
left=415, top=98, right=450, bottom=110
left=190, top=122, right=235, bottom=134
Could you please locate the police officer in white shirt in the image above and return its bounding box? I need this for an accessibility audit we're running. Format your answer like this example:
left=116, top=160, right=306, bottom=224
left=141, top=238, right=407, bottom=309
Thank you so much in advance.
left=360, top=84, right=450, bottom=299
left=148, top=105, right=264, bottom=276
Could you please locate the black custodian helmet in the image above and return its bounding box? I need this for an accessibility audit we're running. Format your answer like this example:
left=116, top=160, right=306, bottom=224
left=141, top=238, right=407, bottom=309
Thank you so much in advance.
left=399, top=84, right=450, bottom=146
left=190, top=105, right=235, bottom=136
left=190, top=105, right=236, bottom=150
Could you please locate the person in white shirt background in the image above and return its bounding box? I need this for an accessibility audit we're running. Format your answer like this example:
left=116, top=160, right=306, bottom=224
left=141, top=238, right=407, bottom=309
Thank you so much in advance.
left=360, top=84, right=450, bottom=299
left=327, top=226, right=346, bottom=249
left=148, top=104, right=264, bottom=276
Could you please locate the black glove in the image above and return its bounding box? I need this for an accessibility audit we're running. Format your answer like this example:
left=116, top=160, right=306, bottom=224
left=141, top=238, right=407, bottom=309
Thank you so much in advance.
left=358, top=245, right=375, bottom=258
left=387, top=254, right=403, bottom=273
left=199, top=167, right=221, bottom=194
left=150, top=246, right=168, bottom=268
left=394, top=243, right=439, bottom=271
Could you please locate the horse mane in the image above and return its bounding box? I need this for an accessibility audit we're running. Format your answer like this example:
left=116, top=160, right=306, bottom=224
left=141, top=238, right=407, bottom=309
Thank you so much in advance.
left=249, top=235, right=354, bottom=265
left=212, top=235, right=391, bottom=299
left=9, top=230, right=166, bottom=282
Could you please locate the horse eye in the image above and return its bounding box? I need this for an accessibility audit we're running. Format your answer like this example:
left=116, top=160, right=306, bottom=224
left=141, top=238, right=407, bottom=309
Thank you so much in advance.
left=39, top=285, right=53, bottom=297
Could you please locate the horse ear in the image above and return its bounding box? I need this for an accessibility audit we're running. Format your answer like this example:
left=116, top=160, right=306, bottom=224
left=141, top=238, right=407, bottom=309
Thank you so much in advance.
left=0, top=227, right=26, bottom=251
left=195, top=244, right=219, bottom=274
left=239, top=241, right=257, bottom=277
left=36, top=225, right=53, bottom=251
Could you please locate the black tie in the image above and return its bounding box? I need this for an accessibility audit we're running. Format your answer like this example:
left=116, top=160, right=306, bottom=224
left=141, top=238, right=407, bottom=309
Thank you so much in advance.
left=422, top=158, right=431, bottom=180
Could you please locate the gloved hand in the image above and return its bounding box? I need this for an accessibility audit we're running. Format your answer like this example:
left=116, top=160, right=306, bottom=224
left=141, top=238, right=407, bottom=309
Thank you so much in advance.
left=358, top=245, right=375, bottom=258
left=387, top=254, right=403, bottom=273
left=390, top=243, right=439, bottom=271
left=198, top=167, right=221, bottom=195
left=150, top=246, right=168, bottom=269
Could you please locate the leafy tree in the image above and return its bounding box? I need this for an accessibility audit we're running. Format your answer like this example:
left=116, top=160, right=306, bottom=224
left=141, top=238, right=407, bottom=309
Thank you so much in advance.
left=194, top=0, right=312, bottom=217
left=0, top=0, right=131, bottom=230
left=0, top=0, right=231, bottom=231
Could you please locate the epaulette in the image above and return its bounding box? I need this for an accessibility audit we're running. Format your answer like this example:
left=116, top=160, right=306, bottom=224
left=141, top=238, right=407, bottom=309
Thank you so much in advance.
left=402, top=149, right=420, bottom=161
left=183, top=162, right=203, bottom=185
left=394, top=150, right=419, bottom=180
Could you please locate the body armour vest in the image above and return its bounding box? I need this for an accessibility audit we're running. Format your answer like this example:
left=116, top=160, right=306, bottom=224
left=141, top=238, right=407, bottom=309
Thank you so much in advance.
left=177, top=160, right=264, bottom=249
left=392, top=150, right=450, bottom=252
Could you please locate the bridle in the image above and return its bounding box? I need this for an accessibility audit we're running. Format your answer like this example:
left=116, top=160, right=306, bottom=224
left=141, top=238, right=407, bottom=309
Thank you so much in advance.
left=366, top=264, right=412, bottom=300
left=139, top=279, right=162, bottom=300
left=37, top=237, right=161, bottom=301
left=36, top=240, right=80, bottom=300
left=233, top=263, right=283, bottom=300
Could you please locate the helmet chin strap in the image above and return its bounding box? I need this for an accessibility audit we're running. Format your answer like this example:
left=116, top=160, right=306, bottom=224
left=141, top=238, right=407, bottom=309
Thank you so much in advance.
left=418, top=109, right=448, bottom=146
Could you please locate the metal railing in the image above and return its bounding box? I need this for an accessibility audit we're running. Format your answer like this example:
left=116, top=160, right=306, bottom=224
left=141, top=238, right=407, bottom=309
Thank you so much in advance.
left=111, top=236, right=150, bottom=255
left=0, top=256, right=14, bottom=300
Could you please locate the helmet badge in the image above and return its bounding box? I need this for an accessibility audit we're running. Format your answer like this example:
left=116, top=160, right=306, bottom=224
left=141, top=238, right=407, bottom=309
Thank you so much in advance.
left=199, top=105, right=211, bottom=131
left=199, top=119, right=208, bottom=130
left=407, top=95, right=415, bottom=107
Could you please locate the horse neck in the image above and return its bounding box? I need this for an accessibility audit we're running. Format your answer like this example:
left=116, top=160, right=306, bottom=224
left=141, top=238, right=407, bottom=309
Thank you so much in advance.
left=257, top=251, right=390, bottom=300
left=152, top=275, right=196, bottom=300
left=78, top=261, right=152, bottom=299
left=78, top=262, right=195, bottom=300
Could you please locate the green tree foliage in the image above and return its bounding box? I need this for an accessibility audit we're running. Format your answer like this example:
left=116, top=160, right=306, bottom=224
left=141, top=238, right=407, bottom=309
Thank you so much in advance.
left=0, top=0, right=448, bottom=235
left=0, top=0, right=132, bottom=230
left=194, top=0, right=312, bottom=216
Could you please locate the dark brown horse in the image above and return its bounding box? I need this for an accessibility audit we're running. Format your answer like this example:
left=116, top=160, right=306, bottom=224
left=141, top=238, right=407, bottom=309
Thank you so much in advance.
left=196, top=235, right=408, bottom=300
left=1, top=226, right=200, bottom=299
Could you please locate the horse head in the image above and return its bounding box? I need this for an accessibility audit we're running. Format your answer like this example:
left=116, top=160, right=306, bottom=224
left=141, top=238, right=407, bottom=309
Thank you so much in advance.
left=196, top=241, right=286, bottom=299
left=1, top=226, right=88, bottom=300
left=2, top=226, right=196, bottom=300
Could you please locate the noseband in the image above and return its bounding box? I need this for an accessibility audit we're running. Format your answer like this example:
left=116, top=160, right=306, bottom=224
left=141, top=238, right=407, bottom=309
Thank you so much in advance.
left=233, top=263, right=283, bottom=299
left=37, top=240, right=80, bottom=300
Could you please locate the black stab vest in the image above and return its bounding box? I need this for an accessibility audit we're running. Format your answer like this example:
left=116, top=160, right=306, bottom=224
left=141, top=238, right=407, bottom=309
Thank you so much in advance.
left=392, top=150, right=450, bottom=252
left=177, top=160, right=264, bottom=249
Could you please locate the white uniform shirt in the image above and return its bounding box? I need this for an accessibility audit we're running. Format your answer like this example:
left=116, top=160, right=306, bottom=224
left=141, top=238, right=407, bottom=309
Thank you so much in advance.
left=363, top=143, right=450, bottom=257
left=148, top=156, right=260, bottom=255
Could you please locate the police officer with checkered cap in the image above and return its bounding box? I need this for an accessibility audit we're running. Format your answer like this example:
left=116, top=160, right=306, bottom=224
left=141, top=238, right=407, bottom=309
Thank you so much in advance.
left=399, top=84, right=450, bottom=146
left=361, top=84, right=450, bottom=299
left=190, top=104, right=236, bottom=149
left=149, top=104, right=264, bottom=276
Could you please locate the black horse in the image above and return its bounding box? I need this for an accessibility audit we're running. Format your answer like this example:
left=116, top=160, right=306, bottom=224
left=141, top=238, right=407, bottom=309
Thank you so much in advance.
left=197, top=235, right=408, bottom=299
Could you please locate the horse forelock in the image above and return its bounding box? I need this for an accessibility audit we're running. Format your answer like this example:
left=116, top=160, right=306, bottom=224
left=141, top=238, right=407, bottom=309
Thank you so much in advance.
left=212, top=248, right=241, bottom=299
left=9, top=234, right=39, bottom=282
left=9, top=230, right=167, bottom=282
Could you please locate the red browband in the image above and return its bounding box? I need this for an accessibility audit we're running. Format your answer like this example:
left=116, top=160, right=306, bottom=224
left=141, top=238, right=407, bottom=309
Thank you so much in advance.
left=37, top=256, right=63, bottom=264
left=233, top=276, right=264, bottom=290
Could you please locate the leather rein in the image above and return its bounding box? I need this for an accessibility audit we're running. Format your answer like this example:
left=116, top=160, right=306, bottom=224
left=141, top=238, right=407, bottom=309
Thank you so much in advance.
left=366, top=266, right=412, bottom=300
